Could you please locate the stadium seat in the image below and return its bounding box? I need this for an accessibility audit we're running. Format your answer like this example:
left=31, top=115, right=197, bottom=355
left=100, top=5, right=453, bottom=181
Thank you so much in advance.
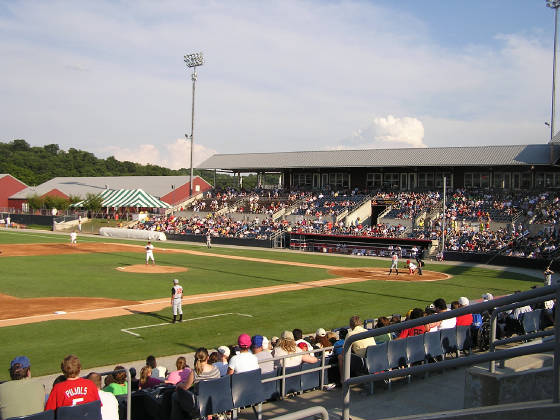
left=440, top=328, right=458, bottom=358
left=365, top=343, right=389, bottom=394
left=300, top=361, right=321, bottom=391
left=521, top=309, right=543, bottom=334
left=196, top=375, right=233, bottom=418
left=406, top=334, right=425, bottom=365
left=231, top=369, right=265, bottom=420
left=456, top=325, right=472, bottom=355
left=56, top=400, right=102, bottom=420
left=261, top=370, right=280, bottom=401
left=388, top=338, right=408, bottom=369
left=6, top=409, right=55, bottom=420
left=283, top=365, right=302, bottom=395
left=424, top=331, right=443, bottom=362
left=169, top=388, right=197, bottom=420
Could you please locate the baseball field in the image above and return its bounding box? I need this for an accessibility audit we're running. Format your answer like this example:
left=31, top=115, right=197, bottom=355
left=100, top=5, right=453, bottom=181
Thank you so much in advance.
left=0, top=229, right=541, bottom=380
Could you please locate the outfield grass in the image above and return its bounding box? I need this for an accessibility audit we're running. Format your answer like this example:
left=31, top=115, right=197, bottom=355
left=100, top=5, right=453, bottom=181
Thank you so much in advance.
left=0, top=229, right=541, bottom=379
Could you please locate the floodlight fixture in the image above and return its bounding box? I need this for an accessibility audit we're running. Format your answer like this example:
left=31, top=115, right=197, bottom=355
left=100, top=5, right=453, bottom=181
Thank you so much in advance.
left=184, top=52, right=204, bottom=68
left=547, top=1, right=560, bottom=140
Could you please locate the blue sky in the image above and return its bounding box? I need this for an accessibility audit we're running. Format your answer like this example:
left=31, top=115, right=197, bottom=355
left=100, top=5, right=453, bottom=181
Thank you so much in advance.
left=0, top=0, right=556, bottom=169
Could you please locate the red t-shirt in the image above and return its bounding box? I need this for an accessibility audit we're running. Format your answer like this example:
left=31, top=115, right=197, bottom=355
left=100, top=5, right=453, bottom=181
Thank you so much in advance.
left=45, top=377, right=100, bottom=410
left=456, top=313, right=473, bottom=326
left=398, top=324, right=427, bottom=339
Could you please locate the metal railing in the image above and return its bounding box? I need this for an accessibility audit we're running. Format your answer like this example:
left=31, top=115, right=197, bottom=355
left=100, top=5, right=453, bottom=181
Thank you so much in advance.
left=341, top=284, right=560, bottom=420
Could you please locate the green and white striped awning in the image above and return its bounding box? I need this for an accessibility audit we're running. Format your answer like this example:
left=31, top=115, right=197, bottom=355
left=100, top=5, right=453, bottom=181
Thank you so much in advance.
left=75, top=188, right=171, bottom=208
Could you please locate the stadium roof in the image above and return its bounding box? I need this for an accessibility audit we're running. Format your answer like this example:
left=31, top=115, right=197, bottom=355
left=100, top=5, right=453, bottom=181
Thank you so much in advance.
left=198, top=144, right=556, bottom=171
left=10, top=176, right=193, bottom=200
left=73, top=188, right=170, bottom=208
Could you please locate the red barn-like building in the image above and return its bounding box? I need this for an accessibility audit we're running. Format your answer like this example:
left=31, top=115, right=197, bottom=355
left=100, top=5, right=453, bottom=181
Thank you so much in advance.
left=0, top=174, right=28, bottom=210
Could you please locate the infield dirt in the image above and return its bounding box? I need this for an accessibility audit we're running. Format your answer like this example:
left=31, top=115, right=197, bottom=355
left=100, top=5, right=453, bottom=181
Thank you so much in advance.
left=0, top=242, right=449, bottom=326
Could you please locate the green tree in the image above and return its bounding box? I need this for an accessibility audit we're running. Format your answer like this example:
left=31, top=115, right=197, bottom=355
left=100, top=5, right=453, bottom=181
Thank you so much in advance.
left=27, top=194, right=44, bottom=210
left=82, top=193, right=103, bottom=212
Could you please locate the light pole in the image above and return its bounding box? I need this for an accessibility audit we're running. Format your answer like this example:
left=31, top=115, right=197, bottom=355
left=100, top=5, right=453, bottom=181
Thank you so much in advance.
left=547, top=1, right=560, bottom=140
left=184, top=52, right=204, bottom=197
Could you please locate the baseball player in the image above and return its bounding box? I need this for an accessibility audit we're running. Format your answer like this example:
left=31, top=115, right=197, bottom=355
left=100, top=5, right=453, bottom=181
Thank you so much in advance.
left=145, top=241, right=155, bottom=265
left=70, top=231, right=77, bottom=245
left=407, top=259, right=417, bottom=275
left=171, top=279, right=183, bottom=323
left=544, top=267, right=554, bottom=286
left=206, top=230, right=212, bottom=248
left=388, top=252, right=399, bottom=275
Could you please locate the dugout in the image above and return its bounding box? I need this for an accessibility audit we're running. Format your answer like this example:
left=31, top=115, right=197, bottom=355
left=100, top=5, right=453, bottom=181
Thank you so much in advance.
left=287, top=232, right=431, bottom=257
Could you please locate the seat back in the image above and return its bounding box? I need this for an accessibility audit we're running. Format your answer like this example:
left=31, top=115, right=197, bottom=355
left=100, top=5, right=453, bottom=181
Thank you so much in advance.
left=424, top=331, right=443, bottom=360
left=440, top=327, right=458, bottom=354
left=197, top=375, right=233, bottom=417
left=300, top=361, right=321, bottom=391
left=261, top=370, right=280, bottom=401
left=522, top=309, right=542, bottom=334
left=283, top=365, right=302, bottom=395
left=405, top=334, right=425, bottom=364
left=170, top=388, right=197, bottom=420
left=365, top=342, right=389, bottom=374
left=456, top=325, right=472, bottom=351
left=56, top=400, right=102, bottom=420
left=6, top=409, right=55, bottom=420
left=231, top=369, right=265, bottom=408
left=388, top=338, right=408, bottom=369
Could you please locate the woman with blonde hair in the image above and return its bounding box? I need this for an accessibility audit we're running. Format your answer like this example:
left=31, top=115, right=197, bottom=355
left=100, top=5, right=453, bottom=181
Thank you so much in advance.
left=272, top=330, right=317, bottom=368
left=138, top=365, right=162, bottom=390
left=165, top=356, right=192, bottom=385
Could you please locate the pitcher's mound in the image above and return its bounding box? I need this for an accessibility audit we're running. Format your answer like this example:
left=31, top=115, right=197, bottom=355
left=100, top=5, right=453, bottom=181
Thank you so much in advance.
left=116, top=264, right=188, bottom=274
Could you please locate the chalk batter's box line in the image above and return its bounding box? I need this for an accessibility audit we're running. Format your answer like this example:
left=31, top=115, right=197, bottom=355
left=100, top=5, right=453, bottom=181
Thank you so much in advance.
left=120, top=312, right=253, bottom=337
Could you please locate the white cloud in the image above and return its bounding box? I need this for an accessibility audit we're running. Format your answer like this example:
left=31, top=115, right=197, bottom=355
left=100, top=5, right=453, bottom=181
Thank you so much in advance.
left=332, top=115, right=426, bottom=150
left=106, top=139, right=216, bottom=170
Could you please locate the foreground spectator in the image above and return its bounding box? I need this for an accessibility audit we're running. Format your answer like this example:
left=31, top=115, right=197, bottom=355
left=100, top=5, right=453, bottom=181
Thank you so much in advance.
left=165, top=357, right=192, bottom=385
left=398, top=308, right=427, bottom=338
left=273, top=330, right=317, bottom=368
left=146, top=355, right=167, bottom=381
left=346, top=315, right=376, bottom=358
left=192, top=347, right=220, bottom=384
left=138, top=366, right=162, bottom=390
left=456, top=297, right=473, bottom=326
left=87, top=372, right=119, bottom=420
left=103, top=365, right=128, bottom=396
left=228, top=334, right=259, bottom=374
left=45, top=355, right=100, bottom=410
left=0, top=356, right=45, bottom=419
left=251, top=335, right=274, bottom=373
left=434, top=298, right=456, bottom=330
left=213, top=346, right=230, bottom=376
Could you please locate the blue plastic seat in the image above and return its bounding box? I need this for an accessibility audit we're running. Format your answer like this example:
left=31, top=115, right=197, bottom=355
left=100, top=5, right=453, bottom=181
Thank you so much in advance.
left=283, top=365, right=302, bottom=395
left=388, top=338, right=408, bottom=369
left=196, top=375, right=233, bottom=417
left=424, top=331, right=443, bottom=362
left=56, top=400, right=102, bottom=420
left=170, top=388, right=197, bottom=420
left=231, top=369, right=265, bottom=420
left=456, top=325, right=472, bottom=355
left=364, top=343, right=389, bottom=394
left=300, top=361, right=321, bottom=391
left=6, top=409, right=55, bottom=420
left=521, top=309, right=542, bottom=334
left=440, top=327, right=458, bottom=358
left=406, top=334, right=426, bottom=365
left=260, top=370, right=280, bottom=401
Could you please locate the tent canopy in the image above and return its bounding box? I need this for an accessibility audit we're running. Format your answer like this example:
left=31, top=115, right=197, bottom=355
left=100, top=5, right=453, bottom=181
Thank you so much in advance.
left=74, top=188, right=171, bottom=208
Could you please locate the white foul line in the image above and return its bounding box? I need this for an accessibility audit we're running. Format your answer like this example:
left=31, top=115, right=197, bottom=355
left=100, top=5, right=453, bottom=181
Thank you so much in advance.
left=120, top=312, right=253, bottom=337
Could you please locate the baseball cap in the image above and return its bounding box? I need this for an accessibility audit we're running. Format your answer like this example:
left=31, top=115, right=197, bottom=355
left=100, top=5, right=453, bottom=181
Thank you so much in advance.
left=458, top=297, right=469, bottom=306
left=11, top=356, right=30, bottom=369
left=173, top=279, right=179, bottom=284
left=482, top=293, right=494, bottom=301
left=217, top=346, right=230, bottom=358
left=251, top=335, right=264, bottom=348
left=261, top=336, right=269, bottom=349
left=281, top=330, right=294, bottom=340
left=238, top=333, right=251, bottom=348
left=316, top=328, right=326, bottom=337
left=297, top=342, right=309, bottom=351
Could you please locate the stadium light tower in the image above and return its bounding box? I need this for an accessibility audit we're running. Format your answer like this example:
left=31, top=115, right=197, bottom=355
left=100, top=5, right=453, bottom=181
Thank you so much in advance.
left=184, top=52, right=204, bottom=197
left=547, top=1, right=560, bottom=140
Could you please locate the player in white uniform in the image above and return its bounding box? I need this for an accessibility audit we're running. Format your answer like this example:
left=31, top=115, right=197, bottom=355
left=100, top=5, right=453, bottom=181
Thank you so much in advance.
left=206, top=231, right=212, bottom=248
left=70, top=231, right=77, bottom=245
left=388, top=253, right=399, bottom=275
left=407, top=259, right=417, bottom=275
left=171, top=279, right=183, bottom=323
left=145, top=241, right=155, bottom=265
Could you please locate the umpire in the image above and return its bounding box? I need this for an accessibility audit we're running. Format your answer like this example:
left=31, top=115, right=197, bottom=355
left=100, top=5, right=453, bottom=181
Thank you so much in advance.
left=415, top=256, right=424, bottom=276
